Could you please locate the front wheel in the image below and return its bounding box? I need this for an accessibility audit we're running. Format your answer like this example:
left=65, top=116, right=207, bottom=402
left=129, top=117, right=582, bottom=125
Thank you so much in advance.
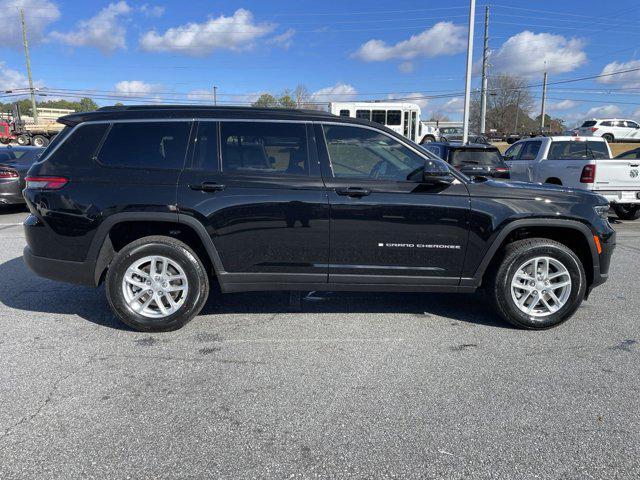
left=613, top=204, right=640, bottom=220
left=489, top=238, right=586, bottom=329
left=106, top=236, right=210, bottom=332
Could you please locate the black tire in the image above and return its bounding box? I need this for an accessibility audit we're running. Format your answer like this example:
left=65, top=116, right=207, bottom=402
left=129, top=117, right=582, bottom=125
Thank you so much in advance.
left=613, top=204, right=640, bottom=220
left=420, top=135, right=436, bottom=144
left=106, top=235, right=210, bottom=332
left=602, top=133, right=614, bottom=143
left=441, top=137, right=448, bottom=143
left=489, top=238, right=587, bottom=329
left=545, top=178, right=562, bottom=185
left=32, top=135, right=49, bottom=147
left=17, top=135, right=30, bottom=146
left=0, top=138, right=11, bottom=145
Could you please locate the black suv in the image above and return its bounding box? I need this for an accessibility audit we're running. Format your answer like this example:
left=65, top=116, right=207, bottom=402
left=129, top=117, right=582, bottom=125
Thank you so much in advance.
left=23, top=106, right=615, bottom=332
left=421, top=142, right=510, bottom=179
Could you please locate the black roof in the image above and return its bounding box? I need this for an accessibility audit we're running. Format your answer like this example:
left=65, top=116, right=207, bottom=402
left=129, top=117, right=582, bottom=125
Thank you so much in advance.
left=58, top=105, right=343, bottom=126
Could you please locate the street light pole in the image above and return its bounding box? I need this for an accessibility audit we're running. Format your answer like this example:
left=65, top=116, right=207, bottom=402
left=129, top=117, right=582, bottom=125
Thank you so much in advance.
left=479, top=5, right=490, bottom=135
left=213, top=85, right=217, bottom=106
left=462, top=0, right=476, bottom=144
left=513, top=91, right=521, bottom=134
left=20, top=8, right=38, bottom=124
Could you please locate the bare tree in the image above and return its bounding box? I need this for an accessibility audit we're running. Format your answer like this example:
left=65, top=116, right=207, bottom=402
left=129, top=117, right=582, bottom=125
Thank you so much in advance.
left=471, top=74, right=535, bottom=133
left=428, top=110, right=451, bottom=122
left=294, top=85, right=310, bottom=108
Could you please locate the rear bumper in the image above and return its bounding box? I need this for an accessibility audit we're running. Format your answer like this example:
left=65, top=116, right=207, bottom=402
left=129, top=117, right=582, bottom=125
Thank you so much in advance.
left=23, top=246, right=96, bottom=286
left=0, top=180, right=24, bottom=204
left=597, top=191, right=640, bottom=205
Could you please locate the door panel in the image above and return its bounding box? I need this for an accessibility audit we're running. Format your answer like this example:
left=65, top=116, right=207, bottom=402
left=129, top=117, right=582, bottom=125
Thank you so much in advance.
left=177, top=121, right=330, bottom=280
left=317, top=123, right=470, bottom=282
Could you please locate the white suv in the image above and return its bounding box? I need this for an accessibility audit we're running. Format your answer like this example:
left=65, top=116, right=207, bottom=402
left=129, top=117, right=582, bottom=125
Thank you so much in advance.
left=576, top=118, right=640, bottom=143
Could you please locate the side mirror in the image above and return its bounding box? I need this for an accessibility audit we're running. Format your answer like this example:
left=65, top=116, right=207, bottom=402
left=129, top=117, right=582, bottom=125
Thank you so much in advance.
left=422, top=160, right=454, bottom=184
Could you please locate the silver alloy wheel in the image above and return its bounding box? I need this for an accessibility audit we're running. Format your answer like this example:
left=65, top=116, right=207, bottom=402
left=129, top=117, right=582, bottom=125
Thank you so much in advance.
left=122, top=255, right=189, bottom=319
left=510, top=256, right=572, bottom=318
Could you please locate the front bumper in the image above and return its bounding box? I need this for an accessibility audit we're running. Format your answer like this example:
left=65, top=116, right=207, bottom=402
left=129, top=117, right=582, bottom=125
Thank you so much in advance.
left=23, top=246, right=96, bottom=286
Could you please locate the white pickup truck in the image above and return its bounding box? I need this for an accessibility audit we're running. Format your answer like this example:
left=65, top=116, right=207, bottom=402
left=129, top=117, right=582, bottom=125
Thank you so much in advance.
left=504, top=136, right=640, bottom=220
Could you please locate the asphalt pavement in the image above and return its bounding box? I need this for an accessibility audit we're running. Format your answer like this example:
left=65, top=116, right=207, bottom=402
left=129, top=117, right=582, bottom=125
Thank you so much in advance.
left=0, top=206, right=638, bottom=479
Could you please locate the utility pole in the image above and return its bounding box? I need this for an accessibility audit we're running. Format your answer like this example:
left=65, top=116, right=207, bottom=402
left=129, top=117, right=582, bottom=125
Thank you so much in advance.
left=540, top=70, right=548, bottom=134
left=213, top=85, right=217, bottom=106
left=462, top=0, right=476, bottom=144
left=479, top=5, right=489, bottom=135
left=20, top=8, right=38, bottom=124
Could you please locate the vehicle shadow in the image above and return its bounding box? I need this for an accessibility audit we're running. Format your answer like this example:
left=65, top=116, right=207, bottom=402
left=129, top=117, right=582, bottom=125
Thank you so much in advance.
left=0, top=256, right=510, bottom=331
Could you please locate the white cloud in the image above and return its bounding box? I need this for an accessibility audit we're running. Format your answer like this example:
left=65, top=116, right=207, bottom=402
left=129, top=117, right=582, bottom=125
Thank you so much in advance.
left=0, top=62, right=29, bottom=90
left=597, top=60, right=640, bottom=86
left=268, top=28, right=295, bottom=49
left=489, top=31, right=586, bottom=76
left=353, top=22, right=466, bottom=62
left=114, top=80, right=162, bottom=97
left=187, top=89, right=262, bottom=105
left=140, top=4, right=165, bottom=17
left=585, top=104, right=622, bottom=118
left=442, top=97, right=464, bottom=113
left=0, top=0, right=60, bottom=46
left=632, top=108, right=640, bottom=120
left=386, top=93, right=428, bottom=110
left=398, top=62, right=414, bottom=74
left=548, top=99, right=580, bottom=111
left=310, top=83, right=357, bottom=103
left=140, top=9, right=277, bottom=56
left=49, top=1, right=132, bottom=53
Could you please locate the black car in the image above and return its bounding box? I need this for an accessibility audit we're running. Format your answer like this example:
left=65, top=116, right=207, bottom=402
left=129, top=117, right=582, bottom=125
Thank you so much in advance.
left=0, top=146, right=44, bottom=205
left=422, top=142, right=510, bottom=179
left=437, top=127, right=487, bottom=144
left=23, top=106, right=614, bottom=332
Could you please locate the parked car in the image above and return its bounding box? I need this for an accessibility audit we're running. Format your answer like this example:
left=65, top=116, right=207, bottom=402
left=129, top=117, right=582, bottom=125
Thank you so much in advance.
left=23, top=106, right=614, bottom=332
left=438, top=127, right=487, bottom=144
left=576, top=118, right=640, bottom=143
left=0, top=146, right=44, bottom=205
left=504, top=136, right=640, bottom=220
left=421, top=142, right=510, bottom=179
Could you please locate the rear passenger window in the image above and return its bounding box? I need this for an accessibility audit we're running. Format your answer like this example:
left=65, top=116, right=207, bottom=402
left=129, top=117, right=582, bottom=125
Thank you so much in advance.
left=339, top=110, right=350, bottom=117
left=192, top=122, right=218, bottom=170
left=98, top=122, right=191, bottom=170
left=387, top=110, right=401, bottom=126
left=47, top=123, right=109, bottom=165
left=371, top=110, right=386, bottom=124
left=220, top=122, right=309, bottom=176
left=356, top=110, right=371, bottom=120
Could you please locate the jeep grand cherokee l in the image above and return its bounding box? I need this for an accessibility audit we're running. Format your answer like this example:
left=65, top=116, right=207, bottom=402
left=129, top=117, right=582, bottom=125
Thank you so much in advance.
left=22, top=106, right=615, bottom=332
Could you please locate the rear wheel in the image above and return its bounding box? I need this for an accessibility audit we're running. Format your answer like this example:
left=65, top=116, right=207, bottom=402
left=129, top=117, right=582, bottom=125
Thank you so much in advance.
left=420, top=135, right=436, bottom=144
left=613, top=204, right=640, bottom=220
left=32, top=135, right=49, bottom=147
left=602, top=133, right=614, bottom=143
left=16, top=135, right=30, bottom=146
left=489, top=238, right=586, bottom=329
left=545, top=178, right=562, bottom=185
left=106, top=236, right=210, bottom=332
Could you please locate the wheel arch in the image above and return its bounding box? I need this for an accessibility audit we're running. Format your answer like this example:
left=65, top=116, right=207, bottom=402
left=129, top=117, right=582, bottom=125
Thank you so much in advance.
left=89, top=212, right=225, bottom=286
left=464, top=219, right=599, bottom=289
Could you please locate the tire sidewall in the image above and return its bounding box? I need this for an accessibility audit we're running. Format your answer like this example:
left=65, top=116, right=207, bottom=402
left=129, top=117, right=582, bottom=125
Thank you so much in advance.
left=496, top=244, right=586, bottom=329
left=106, top=241, right=208, bottom=332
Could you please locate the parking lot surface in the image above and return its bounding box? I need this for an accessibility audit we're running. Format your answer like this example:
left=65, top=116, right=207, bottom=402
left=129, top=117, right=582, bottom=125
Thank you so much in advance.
left=0, top=207, right=639, bottom=479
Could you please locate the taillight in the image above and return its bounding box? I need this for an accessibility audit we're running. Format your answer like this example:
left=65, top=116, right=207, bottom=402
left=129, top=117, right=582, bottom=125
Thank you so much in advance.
left=495, top=167, right=509, bottom=173
left=0, top=167, right=18, bottom=179
left=25, top=176, right=69, bottom=190
left=589, top=127, right=598, bottom=133
left=580, top=165, right=596, bottom=183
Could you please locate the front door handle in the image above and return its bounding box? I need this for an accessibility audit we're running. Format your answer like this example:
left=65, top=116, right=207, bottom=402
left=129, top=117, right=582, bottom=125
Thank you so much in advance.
left=190, top=182, right=225, bottom=192
left=336, top=187, right=371, bottom=197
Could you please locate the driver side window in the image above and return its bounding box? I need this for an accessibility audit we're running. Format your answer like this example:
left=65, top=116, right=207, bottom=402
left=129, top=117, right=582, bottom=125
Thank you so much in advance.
left=504, top=142, right=523, bottom=161
left=322, top=124, right=426, bottom=181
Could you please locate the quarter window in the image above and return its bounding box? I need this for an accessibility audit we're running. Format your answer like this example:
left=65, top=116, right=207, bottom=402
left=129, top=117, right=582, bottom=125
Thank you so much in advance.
left=49, top=123, right=109, bottom=166
left=98, top=122, right=191, bottom=170
left=322, top=124, right=427, bottom=181
left=220, top=122, right=309, bottom=176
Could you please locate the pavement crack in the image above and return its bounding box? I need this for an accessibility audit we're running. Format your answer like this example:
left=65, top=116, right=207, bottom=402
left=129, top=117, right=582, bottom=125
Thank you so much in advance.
left=0, top=353, right=97, bottom=447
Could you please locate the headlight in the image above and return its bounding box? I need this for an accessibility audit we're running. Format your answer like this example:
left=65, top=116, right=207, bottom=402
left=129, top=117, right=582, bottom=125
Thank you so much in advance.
left=594, top=204, right=610, bottom=220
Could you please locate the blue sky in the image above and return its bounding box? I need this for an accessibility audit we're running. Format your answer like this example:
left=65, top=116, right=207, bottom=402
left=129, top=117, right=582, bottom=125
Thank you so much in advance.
left=1, top=0, right=640, bottom=126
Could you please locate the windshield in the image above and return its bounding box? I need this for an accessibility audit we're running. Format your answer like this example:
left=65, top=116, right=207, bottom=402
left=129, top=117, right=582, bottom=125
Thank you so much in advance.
left=450, top=149, right=503, bottom=166
left=548, top=141, right=610, bottom=159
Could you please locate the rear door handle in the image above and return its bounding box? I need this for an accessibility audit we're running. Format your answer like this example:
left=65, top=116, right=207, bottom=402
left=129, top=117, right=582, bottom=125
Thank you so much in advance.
left=335, top=187, right=371, bottom=197
left=190, top=182, right=225, bottom=192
